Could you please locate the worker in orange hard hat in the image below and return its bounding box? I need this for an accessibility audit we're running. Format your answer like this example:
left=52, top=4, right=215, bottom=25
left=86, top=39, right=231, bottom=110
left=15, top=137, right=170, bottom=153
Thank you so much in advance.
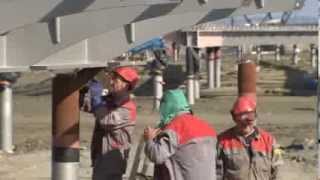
left=87, top=66, right=139, bottom=180
left=216, top=95, right=283, bottom=180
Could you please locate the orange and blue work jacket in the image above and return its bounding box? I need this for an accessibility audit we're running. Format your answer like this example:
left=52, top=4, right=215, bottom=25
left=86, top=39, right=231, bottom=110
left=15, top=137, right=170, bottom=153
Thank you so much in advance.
left=216, top=127, right=282, bottom=180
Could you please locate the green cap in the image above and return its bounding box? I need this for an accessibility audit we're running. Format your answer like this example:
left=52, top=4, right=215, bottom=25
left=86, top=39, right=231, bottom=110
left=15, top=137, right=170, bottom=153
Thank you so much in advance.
left=158, top=89, right=191, bottom=128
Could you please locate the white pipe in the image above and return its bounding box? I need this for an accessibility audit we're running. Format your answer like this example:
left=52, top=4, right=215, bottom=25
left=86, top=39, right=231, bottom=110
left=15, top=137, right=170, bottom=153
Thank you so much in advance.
left=317, top=78, right=320, bottom=179
left=208, top=60, right=214, bottom=89
left=292, top=45, right=299, bottom=65
left=311, top=46, right=317, bottom=68
left=0, top=83, right=13, bottom=153
left=194, top=78, right=200, bottom=99
left=214, top=59, right=221, bottom=88
left=275, top=45, right=281, bottom=61
left=52, top=162, right=78, bottom=180
left=153, top=74, right=163, bottom=110
left=256, top=46, right=262, bottom=64
left=187, top=75, right=195, bottom=105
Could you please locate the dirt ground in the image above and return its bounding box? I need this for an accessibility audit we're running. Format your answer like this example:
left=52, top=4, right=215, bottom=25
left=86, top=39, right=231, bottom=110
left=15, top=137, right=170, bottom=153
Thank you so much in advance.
left=0, top=52, right=317, bottom=180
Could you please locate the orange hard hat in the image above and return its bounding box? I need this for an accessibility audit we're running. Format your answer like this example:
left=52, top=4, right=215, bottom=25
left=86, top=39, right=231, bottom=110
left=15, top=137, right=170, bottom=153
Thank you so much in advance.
left=113, top=66, right=139, bottom=90
left=231, top=95, right=256, bottom=115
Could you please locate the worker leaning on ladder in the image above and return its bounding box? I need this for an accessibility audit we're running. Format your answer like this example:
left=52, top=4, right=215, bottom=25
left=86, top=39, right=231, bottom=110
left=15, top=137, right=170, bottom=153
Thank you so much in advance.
left=144, top=89, right=217, bottom=180
left=84, top=66, right=140, bottom=180
left=216, top=95, right=283, bottom=180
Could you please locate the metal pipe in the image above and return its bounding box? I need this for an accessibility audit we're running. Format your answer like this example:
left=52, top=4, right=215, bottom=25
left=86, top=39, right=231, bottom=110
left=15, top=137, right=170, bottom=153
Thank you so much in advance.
left=275, top=45, right=281, bottom=62
left=237, top=46, right=243, bottom=60
left=186, top=47, right=195, bottom=104
left=153, top=74, right=163, bottom=110
left=256, top=46, right=262, bottom=64
left=317, top=77, right=320, bottom=180
left=311, top=44, right=317, bottom=68
left=194, top=78, right=200, bottom=99
left=207, top=48, right=215, bottom=89
left=0, top=82, right=13, bottom=153
left=187, top=75, right=195, bottom=105
left=238, top=60, right=256, bottom=98
left=292, top=44, right=299, bottom=65
left=52, top=74, right=81, bottom=180
left=214, top=47, right=221, bottom=88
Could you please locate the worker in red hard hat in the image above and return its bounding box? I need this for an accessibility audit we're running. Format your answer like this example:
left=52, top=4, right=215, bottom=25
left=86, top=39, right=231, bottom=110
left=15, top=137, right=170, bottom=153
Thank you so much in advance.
left=89, top=66, right=139, bottom=180
left=216, top=95, right=283, bottom=180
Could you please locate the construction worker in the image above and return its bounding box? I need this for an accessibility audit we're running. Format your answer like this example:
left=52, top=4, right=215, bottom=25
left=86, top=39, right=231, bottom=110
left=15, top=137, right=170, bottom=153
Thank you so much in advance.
left=89, top=66, right=139, bottom=180
left=216, top=95, right=283, bottom=180
left=144, top=89, right=217, bottom=180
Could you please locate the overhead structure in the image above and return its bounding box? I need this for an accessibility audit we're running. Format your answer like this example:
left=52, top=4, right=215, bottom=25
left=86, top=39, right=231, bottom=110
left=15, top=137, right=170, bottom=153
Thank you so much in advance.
left=0, top=0, right=302, bottom=72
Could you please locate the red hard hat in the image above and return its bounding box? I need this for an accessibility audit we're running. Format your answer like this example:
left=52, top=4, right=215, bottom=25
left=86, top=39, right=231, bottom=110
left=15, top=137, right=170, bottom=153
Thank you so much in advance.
left=114, top=66, right=139, bottom=90
left=231, top=95, right=256, bottom=115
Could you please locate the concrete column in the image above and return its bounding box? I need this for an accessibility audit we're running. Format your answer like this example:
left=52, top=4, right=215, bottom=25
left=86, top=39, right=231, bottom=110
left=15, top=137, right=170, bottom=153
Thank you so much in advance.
left=0, top=82, right=13, bottom=153
left=52, top=74, right=80, bottom=180
left=207, top=48, right=215, bottom=89
left=311, top=44, right=317, bottom=68
left=186, top=47, right=195, bottom=105
left=256, top=46, right=262, bottom=64
left=292, top=44, right=300, bottom=65
left=275, top=45, right=281, bottom=62
left=153, top=74, right=163, bottom=110
left=214, top=47, right=222, bottom=88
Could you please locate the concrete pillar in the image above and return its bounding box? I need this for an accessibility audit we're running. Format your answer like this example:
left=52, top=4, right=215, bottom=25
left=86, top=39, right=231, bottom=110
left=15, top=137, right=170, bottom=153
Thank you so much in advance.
left=292, top=44, right=300, bottom=65
left=256, top=46, right=262, bottom=64
left=153, top=74, right=163, bottom=110
left=0, top=81, right=13, bottom=153
left=311, top=44, right=317, bottom=68
left=275, top=45, right=281, bottom=62
left=214, top=47, right=222, bottom=88
left=207, top=48, right=215, bottom=89
left=186, top=47, right=195, bottom=105
left=52, top=74, right=81, bottom=180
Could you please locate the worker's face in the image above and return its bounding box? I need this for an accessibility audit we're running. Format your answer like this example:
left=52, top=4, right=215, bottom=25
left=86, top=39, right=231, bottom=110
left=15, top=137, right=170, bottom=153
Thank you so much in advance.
left=232, top=111, right=256, bottom=135
left=108, top=73, right=130, bottom=93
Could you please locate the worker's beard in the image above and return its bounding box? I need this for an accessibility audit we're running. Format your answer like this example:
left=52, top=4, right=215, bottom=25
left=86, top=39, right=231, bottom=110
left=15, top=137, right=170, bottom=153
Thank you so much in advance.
left=237, top=119, right=256, bottom=136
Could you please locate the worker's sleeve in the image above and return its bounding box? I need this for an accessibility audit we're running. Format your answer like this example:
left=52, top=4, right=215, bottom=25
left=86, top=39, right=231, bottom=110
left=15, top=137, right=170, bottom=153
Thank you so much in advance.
left=216, top=142, right=224, bottom=180
left=270, top=138, right=284, bottom=180
left=94, top=106, right=134, bottom=129
left=144, top=130, right=178, bottom=164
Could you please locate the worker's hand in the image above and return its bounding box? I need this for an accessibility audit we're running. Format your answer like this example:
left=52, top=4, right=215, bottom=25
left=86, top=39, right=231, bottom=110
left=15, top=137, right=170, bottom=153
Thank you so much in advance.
left=143, top=127, right=161, bottom=141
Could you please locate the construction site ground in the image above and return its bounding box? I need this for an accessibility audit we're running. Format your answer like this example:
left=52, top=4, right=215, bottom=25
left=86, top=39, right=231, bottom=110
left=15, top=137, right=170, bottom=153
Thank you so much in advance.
left=0, top=52, right=317, bottom=180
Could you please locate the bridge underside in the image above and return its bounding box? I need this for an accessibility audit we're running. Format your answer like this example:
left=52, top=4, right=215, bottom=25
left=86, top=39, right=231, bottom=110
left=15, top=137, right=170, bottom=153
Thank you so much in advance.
left=184, top=27, right=317, bottom=48
left=0, top=0, right=300, bottom=72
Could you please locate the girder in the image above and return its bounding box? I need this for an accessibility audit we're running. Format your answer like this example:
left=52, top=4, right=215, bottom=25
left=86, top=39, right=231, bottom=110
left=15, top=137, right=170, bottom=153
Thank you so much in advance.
left=0, top=0, right=242, bottom=34
left=0, top=0, right=299, bottom=71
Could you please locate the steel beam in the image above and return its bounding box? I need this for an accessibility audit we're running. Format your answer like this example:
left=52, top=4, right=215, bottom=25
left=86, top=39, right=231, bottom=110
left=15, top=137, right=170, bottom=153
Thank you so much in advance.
left=0, top=0, right=299, bottom=71
left=0, top=0, right=183, bottom=34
